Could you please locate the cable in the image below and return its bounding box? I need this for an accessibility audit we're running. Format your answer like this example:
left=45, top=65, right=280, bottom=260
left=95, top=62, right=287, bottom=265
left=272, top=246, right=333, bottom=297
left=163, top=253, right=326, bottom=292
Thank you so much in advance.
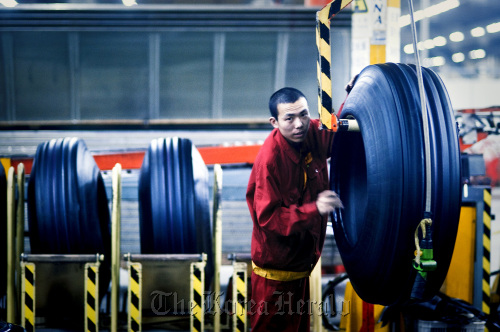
left=408, top=0, right=433, bottom=215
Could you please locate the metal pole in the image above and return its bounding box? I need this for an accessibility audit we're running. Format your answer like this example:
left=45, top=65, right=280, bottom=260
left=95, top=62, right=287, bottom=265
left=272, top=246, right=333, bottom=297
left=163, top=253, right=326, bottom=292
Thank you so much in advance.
left=212, top=164, right=223, bottom=332
left=111, top=163, right=122, bottom=332
left=408, top=0, right=432, bottom=214
left=7, top=166, right=16, bottom=323
left=15, top=163, right=25, bottom=324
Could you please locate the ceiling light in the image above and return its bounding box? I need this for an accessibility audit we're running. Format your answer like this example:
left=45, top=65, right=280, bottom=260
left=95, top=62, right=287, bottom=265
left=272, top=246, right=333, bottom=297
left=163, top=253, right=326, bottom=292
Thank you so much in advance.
left=423, top=56, right=446, bottom=67
left=452, top=52, right=465, bottom=63
left=404, top=44, right=414, bottom=54
left=417, top=41, right=426, bottom=51
left=433, top=36, right=447, bottom=47
left=122, top=0, right=137, bottom=6
left=424, top=39, right=435, bottom=49
left=424, top=0, right=460, bottom=17
left=449, top=31, right=464, bottom=42
left=0, top=0, right=17, bottom=7
left=486, top=22, right=500, bottom=34
left=470, top=27, right=486, bottom=37
left=399, top=0, right=460, bottom=27
left=469, top=49, right=486, bottom=60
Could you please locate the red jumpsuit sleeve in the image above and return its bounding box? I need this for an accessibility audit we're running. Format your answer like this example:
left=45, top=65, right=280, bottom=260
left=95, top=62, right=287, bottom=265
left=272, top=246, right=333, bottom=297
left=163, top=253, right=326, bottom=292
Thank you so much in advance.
left=250, top=161, right=321, bottom=237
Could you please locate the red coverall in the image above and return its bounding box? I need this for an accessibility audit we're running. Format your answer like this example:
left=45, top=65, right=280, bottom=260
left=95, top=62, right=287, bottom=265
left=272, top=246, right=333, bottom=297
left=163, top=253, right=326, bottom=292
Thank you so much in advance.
left=246, top=119, right=334, bottom=331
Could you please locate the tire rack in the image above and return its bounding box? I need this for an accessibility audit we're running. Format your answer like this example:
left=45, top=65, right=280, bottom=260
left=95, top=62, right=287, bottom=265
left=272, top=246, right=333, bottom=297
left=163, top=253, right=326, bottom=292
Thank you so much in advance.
left=20, top=254, right=103, bottom=332
left=117, top=162, right=223, bottom=332
left=5, top=152, right=224, bottom=331
left=123, top=253, right=207, bottom=332
left=8, top=160, right=105, bottom=331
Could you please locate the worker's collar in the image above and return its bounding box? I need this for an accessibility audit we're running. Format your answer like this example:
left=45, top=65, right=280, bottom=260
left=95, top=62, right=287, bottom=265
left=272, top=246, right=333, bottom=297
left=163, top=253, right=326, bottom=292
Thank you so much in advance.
left=276, top=130, right=309, bottom=165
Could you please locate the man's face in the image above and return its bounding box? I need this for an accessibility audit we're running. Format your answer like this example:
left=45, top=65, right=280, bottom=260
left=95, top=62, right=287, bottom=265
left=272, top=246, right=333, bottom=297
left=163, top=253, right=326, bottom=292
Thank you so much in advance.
left=270, top=97, right=311, bottom=144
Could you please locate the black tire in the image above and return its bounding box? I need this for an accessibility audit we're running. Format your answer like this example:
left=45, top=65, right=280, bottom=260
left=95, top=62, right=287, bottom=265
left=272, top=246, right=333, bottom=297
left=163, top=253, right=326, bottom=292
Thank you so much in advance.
left=330, top=63, right=461, bottom=305
left=138, top=137, right=213, bottom=281
left=27, top=137, right=111, bottom=308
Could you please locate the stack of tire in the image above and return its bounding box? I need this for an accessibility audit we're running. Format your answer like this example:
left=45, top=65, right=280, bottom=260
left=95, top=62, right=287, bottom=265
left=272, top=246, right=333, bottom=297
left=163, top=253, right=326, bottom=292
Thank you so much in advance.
left=138, top=137, right=213, bottom=281
left=330, top=63, right=461, bottom=306
left=27, top=137, right=111, bottom=325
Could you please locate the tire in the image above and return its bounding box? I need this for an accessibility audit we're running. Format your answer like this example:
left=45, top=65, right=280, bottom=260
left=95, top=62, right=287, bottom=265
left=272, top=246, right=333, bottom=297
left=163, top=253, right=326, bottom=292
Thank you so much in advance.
left=27, top=137, right=111, bottom=306
left=330, top=63, right=461, bottom=305
left=138, top=137, right=213, bottom=281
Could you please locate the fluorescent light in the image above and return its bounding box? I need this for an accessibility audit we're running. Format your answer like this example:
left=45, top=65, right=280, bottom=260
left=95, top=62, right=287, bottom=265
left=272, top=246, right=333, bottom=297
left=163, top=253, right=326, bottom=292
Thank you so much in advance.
left=486, top=22, right=500, bottom=33
left=122, top=0, right=137, bottom=6
left=0, top=0, right=17, bottom=7
left=404, top=44, right=414, bottom=54
left=449, top=31, right=465, bottom=42
left=424, top=39, right=435, bottom=49
left=452, top=52, right=465, bottom=63
left=469, top=49, right=486, bottom=60
left=470, top=27, right=486, bottom=37
left=423, top=56, right=446, bottom=67
left=399, top=0, right=460, bottom=27
left=424, top=0, right=460, bottom=17
left=403, top=37, right=446, bottom=53
left=433, top=36, right=447, bottom=47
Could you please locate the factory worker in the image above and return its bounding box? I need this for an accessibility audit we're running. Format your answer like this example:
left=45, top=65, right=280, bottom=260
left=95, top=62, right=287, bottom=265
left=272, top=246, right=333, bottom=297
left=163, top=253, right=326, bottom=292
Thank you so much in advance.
left=246, top=87, right=343, bottom=332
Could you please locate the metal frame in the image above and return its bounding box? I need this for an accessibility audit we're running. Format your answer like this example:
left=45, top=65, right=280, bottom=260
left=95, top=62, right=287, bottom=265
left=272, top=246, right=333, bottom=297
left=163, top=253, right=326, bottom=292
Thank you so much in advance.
left=20, top=254, right=103, bottom=332
left=231, top=261, right=248, bottom=332
left=124, top=253, right=207, bottom=332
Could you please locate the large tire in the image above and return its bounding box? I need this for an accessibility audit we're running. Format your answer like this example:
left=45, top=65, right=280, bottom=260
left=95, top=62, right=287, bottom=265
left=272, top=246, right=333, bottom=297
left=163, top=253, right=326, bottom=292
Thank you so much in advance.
left=27, top=137, right=112, bottom=317
left=28, top=137, right=111, bottom=257
left=330, top=63, right=461, bottom=305
left=138, top=137, right=213, bottom=280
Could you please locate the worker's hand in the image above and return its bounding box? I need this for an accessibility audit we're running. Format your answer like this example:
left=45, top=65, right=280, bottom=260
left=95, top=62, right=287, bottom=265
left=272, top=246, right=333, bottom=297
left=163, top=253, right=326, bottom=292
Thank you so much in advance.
left=316, top=190, right=343, bottom=216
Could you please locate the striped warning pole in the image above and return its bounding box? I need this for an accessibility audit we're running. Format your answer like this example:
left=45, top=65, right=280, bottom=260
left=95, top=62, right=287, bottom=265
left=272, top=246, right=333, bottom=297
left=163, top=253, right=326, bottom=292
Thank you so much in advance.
left=128, top=262, right=142, bottom=332
left=232, top=262, right=247, bottom=332
left=482, top=188, right=492, bottom=315
left=85, top=262, right=100, bottom=332
left=316, top=0, right=353, bottom=129
left=190, top=262, right=205, bottom=332
left=21, top=261, right=35, bottom=332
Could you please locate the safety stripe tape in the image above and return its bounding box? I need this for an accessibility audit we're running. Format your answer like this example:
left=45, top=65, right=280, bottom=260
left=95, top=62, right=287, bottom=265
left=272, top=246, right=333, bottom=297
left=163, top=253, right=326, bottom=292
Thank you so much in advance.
left=85, top=264, right=99, bottom=332
left=235, top=271, right=246, bottom=332
left=316, top=0, right=353, bottom=129
left=483, top=188, right=492, bottom=314
left=191, top=263, right=204, bottom=332
left=128, top=263, right=142, bottom=332
left=22, top=263, right=35, bottom=332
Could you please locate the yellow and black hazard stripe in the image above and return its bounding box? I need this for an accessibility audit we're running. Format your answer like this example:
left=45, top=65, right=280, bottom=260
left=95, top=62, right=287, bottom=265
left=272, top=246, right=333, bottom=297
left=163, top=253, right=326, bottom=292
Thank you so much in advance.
left=85, top=264, right=99, bottom=332
left=128, top=262, right=142, bottom=332
left=235, top=270, right=247, bottom=332
left=191, top=264, right=204, bottom=332
left=483, top=188, right=492, bottom=315
left=22, top=262, right=35, bottom=332
left=316, top=0, right=353, bottom=129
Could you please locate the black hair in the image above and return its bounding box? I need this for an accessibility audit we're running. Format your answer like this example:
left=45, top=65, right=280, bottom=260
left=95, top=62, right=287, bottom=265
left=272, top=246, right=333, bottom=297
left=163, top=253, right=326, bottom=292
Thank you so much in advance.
left=268, top=87, right=307, bottom=119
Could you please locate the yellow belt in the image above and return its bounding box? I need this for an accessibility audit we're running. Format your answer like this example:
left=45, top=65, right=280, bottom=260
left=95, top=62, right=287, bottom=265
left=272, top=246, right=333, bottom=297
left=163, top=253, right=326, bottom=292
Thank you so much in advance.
left=252, top=261, right=311, bottom=282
